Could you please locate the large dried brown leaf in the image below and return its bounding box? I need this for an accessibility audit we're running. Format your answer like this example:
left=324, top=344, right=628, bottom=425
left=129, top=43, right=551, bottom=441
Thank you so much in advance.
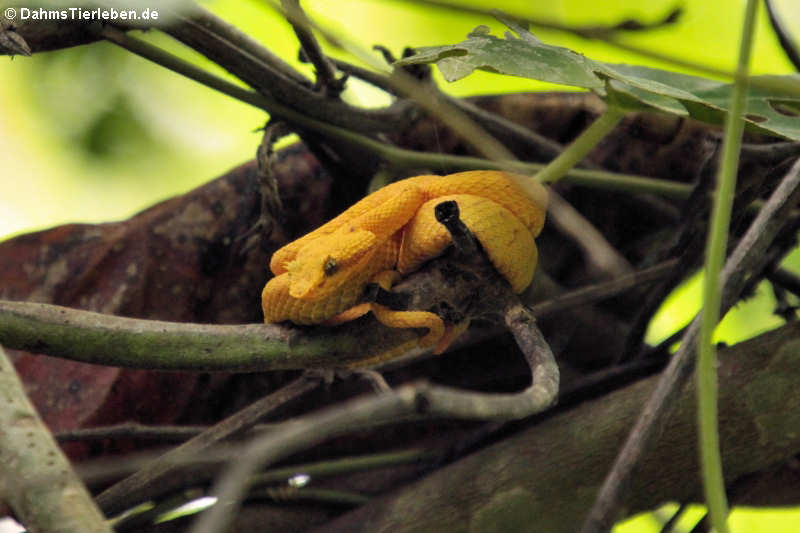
left=0, top=145, right=329, bottom=457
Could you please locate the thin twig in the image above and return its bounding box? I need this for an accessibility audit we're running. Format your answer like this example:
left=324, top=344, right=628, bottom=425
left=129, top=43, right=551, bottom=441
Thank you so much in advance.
left=580, top=156, right=800, bottom=532
left=56, top=423, right=213, bottom=443
left=76, top=444, right=244, bottom=489
left=96, top=375, right=319, bottom=516
left=248, top=448, right=433, bottom=489
left=96, top=26, right=689, bottom=200
left=529, top=259, right=677, bottom=317
left=557, top=353, right=667, bottom=404
left=154, top=3, right=410, bottom=133
left=281, top=0, right=344, bottom=95
left=434, top=200, right=479, bottom=255
left=331, top=52, right=566, bottom=158
left=330, top=55, right=571, bottom=161
left=267, top=0, right=516, bottom=162
left=74, top=439, right=429, bottom=489
left=530, top=105, right=632, bottom=278
left=447, top=96, right=565, bottom=161
left=187, top=389, right=412, bottom=533
left=190, top=337, right=558, bottom=533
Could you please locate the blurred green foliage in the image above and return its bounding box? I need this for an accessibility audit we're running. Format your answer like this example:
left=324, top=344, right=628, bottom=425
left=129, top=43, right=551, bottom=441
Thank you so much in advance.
left=1, top=0, right=795, bottom=238
left=1, top=1, right=800, bottom=530
left=617, top=502, right=800, bottom=532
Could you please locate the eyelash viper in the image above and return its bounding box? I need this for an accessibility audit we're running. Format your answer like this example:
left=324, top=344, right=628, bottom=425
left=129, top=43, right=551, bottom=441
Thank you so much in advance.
left=261, top=170, right=548, bottom=359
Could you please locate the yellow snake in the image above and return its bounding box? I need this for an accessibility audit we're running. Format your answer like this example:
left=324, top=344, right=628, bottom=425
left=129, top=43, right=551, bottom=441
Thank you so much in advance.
left=261, top=170, right=548, bottom=357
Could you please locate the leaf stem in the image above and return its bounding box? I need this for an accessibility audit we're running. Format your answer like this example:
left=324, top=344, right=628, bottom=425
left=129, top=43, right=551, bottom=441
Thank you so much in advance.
left=534, top=106, right=626, bottom=184
left=697, top=1, right=759, bottom=531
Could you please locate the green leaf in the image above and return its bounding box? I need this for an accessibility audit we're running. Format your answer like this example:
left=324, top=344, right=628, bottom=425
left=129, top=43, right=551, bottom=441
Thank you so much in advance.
left=405, top=26, right=603, bottom=88
left=693, top=75, right=800, bottom=140
left=397, top=20, right=800, bottom=140
left=604, top=79, right=689, bottom=116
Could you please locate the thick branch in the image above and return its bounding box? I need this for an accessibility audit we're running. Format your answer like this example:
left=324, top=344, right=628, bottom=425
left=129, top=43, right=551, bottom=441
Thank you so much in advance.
left=582, top=155, right=800, bottom=531
left=1, top=5, right=411, bottom=134
left=0, top=17, right=91, bottom=54
left=0, top=345, right=110, bottom=533
left=191, top=345, right=558, bottom=533
left=313, top=320, right=800, bottom=532
left=0, top=255, right=677, bottom=373
left=0, top=300, right=371, bottom=370
left=156, top=4, right=412, bottom=134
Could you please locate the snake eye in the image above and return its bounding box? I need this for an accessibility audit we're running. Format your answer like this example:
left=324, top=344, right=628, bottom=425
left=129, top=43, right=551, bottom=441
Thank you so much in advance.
left=323, top=257, right=338, bottom=276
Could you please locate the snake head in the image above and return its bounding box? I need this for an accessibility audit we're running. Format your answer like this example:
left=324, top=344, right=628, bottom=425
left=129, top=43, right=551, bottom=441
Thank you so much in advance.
left=287, top=228, right=378, bottom=300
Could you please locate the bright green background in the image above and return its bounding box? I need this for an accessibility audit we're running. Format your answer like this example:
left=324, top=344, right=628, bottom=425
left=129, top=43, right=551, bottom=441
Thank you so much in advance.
left=2, top=0, right=797, bottom=240
left=1, top=1, right=800, bottom=530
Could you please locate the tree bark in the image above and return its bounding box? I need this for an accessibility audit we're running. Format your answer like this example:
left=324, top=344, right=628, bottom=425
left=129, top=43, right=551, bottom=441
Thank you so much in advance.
left=0, top=346, right=111, bottom=533
left=316, top=320, right=800, bottom=533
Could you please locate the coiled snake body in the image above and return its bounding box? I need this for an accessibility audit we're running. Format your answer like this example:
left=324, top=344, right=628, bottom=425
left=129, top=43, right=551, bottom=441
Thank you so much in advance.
left=262, top=170, right=548, bottom=357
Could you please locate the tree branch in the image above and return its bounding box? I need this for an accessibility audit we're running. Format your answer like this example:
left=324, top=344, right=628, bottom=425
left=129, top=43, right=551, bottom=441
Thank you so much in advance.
left=311, top=320, right=800, bottom=532
left=581, top=155, right=800, bottom=532
left=0, top=299, right=372, bottom=370
left=0, top=3, right=411, bottom=134
left=191, top=346, right=558, bottom=533
left=0, top=345, right=110, bottom=533
left=0, top=255, right=678, bottom=373
left=96, top=375, right=319, bottom=517
left=0, top=17, right=89, bottom=54
left=155, top=3, right=413, bottom=134
left=281, top=0, right=344, bottom=95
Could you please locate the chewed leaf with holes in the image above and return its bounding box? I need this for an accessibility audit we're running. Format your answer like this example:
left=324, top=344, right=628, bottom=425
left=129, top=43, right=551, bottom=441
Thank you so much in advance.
left=406, top=25, right=605, bottom=89
left=692, top=75, right=800, bottom=141
left=397, top=18, right=800, bottom=140
left=608, top=66, right=800, bottom=139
